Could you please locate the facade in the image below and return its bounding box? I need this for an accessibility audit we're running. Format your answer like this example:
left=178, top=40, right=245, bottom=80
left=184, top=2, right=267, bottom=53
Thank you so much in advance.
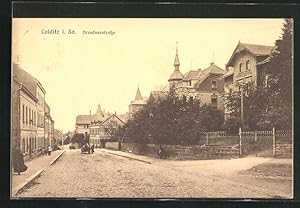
left=75, top=104, right=112, bottom=134
left=12, top=78, right=38, bottom=160
left=168, top=46, right=226, bottom=110
left=223, top=42, right=274, bottom=118
left=89, top=113, right=125, bottom=146
left=128, top=87, right=147, bottom=120
left=12, top=63, right=54, bottom=160
left=225, top=42, right=274, bottom=91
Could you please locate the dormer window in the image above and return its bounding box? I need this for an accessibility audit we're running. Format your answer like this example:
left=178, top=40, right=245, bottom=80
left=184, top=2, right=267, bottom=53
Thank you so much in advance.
left=239, top=63, right=243, bottom=72
left=246, top=60, right=250, bottom=70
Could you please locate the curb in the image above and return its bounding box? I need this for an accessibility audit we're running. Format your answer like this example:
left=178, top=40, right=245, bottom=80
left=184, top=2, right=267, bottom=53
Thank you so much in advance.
left=49, top=150, right=66, bottom=165
left=101, top=150, right=152, bottom=164
left=12, top=169, right=44, bottom=197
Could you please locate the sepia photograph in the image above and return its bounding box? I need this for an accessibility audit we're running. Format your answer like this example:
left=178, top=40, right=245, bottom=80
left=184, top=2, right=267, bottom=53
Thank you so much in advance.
left=11, top=18, right=293, bottom=199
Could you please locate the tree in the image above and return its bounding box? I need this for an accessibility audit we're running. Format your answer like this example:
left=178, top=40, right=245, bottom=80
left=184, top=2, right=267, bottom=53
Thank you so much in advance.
left=261, top=18, right=293, bottom=129
left=115, top=91, right=224, bottom=145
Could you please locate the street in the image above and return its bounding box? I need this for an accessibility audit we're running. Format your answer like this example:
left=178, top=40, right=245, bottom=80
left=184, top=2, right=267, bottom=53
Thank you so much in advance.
left=17, top=149, right=292, bottom=198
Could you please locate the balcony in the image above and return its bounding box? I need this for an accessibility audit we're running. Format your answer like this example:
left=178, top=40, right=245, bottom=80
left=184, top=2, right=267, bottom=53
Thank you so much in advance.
left=236, top=70, right=252, bottom=80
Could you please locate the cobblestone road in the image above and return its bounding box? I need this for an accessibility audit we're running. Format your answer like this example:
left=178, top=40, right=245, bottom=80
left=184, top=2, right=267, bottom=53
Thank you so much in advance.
left=17, top=149, right=292, bottom=198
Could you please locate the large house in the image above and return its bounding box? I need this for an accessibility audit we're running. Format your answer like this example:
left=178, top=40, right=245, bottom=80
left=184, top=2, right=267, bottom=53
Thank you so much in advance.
left=224, top=42, right=274, bottom=92
left=168, top=45, right=226, bottom=110
left=12, top=63, right=54, bottom=160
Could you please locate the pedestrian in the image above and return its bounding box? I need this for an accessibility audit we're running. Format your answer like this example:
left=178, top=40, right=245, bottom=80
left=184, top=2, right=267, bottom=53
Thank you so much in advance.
left=91, top=144, right=94, bottom=154
left=13, top=149, right=27, bottom=175
left=47, top=145, right=52, bottom=156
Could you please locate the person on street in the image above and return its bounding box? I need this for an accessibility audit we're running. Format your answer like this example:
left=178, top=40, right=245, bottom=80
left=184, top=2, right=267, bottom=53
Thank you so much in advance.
left=91, top=144, right=94, bottom=154
left=47, top=145, right=52, bottom=156
left=13, top=149, right=27, bottom=175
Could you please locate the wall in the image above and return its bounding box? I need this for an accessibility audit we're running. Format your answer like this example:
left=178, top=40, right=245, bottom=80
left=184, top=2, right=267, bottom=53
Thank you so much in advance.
left=105, top=142, right=120, bottom=151
left=120, top=143, right=239, bottom=160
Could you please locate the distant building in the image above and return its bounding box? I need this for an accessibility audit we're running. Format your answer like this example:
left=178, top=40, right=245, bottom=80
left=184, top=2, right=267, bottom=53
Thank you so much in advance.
left=75, top=104, right=123, bottom=134
left=168, top=45, right=226, bottom=110
left=89, top=113, right=125, bottom=147
left=128, top=87, right=147, bottom=120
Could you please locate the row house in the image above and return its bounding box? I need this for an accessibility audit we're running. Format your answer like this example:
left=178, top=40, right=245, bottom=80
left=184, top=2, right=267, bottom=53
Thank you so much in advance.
left=12, top=63, right=55, bottom=160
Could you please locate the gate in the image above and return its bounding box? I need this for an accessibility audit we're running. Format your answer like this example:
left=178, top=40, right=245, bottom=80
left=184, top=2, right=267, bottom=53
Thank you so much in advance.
left=240, top=129, right=274, bottom=157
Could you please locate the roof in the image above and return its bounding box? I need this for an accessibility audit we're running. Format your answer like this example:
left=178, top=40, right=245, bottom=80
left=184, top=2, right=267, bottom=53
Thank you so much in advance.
left=227, top=42, right=274, bottom=67
left=223, top=68, right=234, bottom=78
left=76, top=113, right=112, bottom=125
left=13, top=63, right=46, bottom=97
left=183, top=70, right=201, bottom=80
left=134, top=87, right=143, bottom=101
left=168, top=70, right=184, bottom=81
left=13, top=78, right=39, bottom=102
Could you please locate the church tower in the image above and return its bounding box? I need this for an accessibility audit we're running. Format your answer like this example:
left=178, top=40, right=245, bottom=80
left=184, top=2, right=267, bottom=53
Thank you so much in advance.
left=168, top=42, right=184, bottom=91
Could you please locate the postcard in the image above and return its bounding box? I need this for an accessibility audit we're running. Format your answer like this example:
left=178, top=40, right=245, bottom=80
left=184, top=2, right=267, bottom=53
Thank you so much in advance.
left=11, top=17, right=293, bottom=199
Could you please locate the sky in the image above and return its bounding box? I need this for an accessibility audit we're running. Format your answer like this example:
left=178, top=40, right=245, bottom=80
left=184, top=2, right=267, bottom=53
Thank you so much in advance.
left=12, top=18, right=285, bottom=132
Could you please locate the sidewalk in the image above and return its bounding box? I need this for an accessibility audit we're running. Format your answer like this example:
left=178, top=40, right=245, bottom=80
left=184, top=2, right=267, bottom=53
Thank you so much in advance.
left=99, top=148, right=156, bottom=164
left=11, top=149, right=65, bottom=196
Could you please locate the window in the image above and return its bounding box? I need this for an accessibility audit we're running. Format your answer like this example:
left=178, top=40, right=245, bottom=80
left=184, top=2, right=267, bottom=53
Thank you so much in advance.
left=239, top=63, right=243, bottom=72
left=22, top=105, right=25, bottom=123
left=182, top=95, right=186, bottom=103
left=189, top=96, right=193, bottom=103
left=211, top=95, right=218, bottom=107
left=22, top=138, right=25, bottom=153
left=29, top=108, right=31, bottom=124
left=26, top=106, right=28, bottom=124
left=246, top=60, right=250, bottom=70
left=211, top=80, right=217, bottom=89
left=188, top=80, right=191, bottom=86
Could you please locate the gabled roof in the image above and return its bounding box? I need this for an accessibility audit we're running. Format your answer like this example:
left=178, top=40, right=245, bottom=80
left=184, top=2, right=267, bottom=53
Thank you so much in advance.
left=100, top=114, right=125, bottom=126
left=76, top=113, right=112, bottom=125
left=13, top=78, right=38, bottom=102
left=195, top=63, right=225, bottom=86
left=227, top=42, right=274, bottom=67
left=183, top=70, right=201, bottom=81
left=13, top=63, right=46, bottom=97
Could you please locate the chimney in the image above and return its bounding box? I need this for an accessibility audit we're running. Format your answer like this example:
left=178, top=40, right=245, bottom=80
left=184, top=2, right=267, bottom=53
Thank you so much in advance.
left=210, top=62, right=214, bottom=67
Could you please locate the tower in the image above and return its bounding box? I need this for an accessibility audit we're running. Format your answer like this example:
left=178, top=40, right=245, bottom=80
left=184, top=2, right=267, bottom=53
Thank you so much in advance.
left=168, top=42, right=184, bottom=91
left=129, top=86, right=146, bottom=120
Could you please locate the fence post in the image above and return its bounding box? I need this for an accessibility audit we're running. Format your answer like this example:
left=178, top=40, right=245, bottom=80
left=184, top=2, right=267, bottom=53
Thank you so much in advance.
left=206, top=132, right=209, bottom=145
left=239, top=127, right=242, bottom=157
left=273, top=127, right=276, bottom=157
